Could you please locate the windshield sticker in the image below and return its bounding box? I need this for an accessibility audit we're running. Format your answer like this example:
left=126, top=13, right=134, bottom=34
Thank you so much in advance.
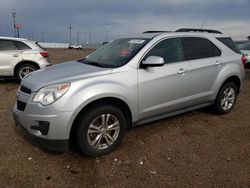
left=129, top=39, right=145, bottom=44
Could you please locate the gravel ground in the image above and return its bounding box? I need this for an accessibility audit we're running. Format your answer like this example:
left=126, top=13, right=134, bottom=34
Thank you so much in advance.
left=0, top=49, right=249, bottom=188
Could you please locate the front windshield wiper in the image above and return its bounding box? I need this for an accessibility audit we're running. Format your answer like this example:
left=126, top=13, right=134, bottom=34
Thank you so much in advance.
left=77, top=59, right=104, bottom=67
left=77, top=59, right=117, bottom=68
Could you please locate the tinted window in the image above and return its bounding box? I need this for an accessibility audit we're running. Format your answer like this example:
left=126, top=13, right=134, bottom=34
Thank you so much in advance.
left=216, top=37, right=241, bottom=54
left=183, top=37, right=221, bottom=60
left=144, top=38, right=184, bottom=64
left=15, top=41, right=31, bottom=50
left=0, top=40, right=17, bottom=51
left=238, top=43, right=250, bottom=50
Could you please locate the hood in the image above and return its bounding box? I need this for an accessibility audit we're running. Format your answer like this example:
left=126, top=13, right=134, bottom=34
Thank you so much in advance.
left=21, top=61, right=112, bottom=91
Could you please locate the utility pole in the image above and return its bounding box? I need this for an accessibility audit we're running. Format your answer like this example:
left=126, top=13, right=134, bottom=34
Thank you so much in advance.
left=106, top=30, right=110, bottom=41
left=89, top=28, right=92, bottom=44
left=12, top=9, right=16, bottom=37
left=77, top=32, right=79, bottom=45
left=84, top=31, right=87, bottom=44
left=69, top=24, right=73, bottom=44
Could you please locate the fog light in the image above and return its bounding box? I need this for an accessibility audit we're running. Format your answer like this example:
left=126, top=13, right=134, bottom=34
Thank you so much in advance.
left=30, top=121, right=50, bottom=135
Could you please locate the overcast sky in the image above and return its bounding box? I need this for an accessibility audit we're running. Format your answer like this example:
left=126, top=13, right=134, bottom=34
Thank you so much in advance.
left=0, top=0, right=249, bottom=43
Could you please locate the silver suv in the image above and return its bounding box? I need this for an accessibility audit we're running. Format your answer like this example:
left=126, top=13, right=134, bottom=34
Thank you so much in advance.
left=0, top=37, right=51, bottom=81
left=13, top=29, right=245, bottom=156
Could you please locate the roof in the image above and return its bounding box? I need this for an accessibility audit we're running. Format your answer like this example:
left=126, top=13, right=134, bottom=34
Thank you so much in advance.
left=0, top=36, right=28, bottom=41
left=119, top=28, right=227, bottom=39
left=121, top=31, right=228, bottom=40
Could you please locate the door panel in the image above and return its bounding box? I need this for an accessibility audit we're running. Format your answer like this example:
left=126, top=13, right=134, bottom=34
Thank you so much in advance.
left=0, top=40, right=22, bottom=76
left=138, top=37, right=191, bottom=120
left=138, top=62, right=190, bottom=119
left=187, top=57, right=221, bottom=102
left=0, top=51, right=22, bottom=76
left=182, top=37, right=222, bottom=103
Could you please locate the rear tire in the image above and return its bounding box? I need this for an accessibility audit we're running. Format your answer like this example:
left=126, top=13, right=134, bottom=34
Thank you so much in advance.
left=213, top=82, right=238, bottom=115
left=16, top=64, right=38, bottom=82
left=75, top=105, right=127, bottom=157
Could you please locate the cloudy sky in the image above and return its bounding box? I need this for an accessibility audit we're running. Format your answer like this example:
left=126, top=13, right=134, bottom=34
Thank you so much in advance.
left=0, top=0, right=249, bottom=43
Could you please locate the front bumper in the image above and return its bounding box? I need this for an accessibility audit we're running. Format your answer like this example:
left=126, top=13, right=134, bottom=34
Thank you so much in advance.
left=12, top=100, right=74, bottom=152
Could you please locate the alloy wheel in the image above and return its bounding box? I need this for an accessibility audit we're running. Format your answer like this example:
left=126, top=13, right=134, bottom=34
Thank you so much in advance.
left=87, top=114, right=120, bottom=150
left=220, top=87, right=236, bottom=111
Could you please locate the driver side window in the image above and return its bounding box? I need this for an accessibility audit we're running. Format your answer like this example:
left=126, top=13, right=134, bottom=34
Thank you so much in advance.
left=144, top=38, right=184, bottom=64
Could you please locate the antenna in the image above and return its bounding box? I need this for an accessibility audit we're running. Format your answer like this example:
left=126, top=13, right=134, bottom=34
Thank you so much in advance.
left=200, top=19, right=206, bottom=30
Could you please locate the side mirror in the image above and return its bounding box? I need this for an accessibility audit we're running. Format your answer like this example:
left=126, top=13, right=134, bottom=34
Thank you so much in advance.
left=142, top=56, right=164, bottom=67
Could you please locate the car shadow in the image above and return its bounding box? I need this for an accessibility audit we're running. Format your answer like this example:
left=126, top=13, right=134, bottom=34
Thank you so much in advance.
left=245, top=68, right=250, bottom=81
left=16, top=127, right=64, bottom=155
left=0, top=77, right=19, bottom=84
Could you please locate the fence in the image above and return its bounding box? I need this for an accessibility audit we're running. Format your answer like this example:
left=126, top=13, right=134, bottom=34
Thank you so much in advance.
left=39, top=42, right=103, bottom=49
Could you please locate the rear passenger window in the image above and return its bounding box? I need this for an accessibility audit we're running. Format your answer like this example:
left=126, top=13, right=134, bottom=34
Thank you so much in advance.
left=0, top=40, right=17, bottom=51
left=15, top=41, right=31, bottom=50
left=183, top=37, right=221, bottom=60
left=144, top=38, right=184, bottom=64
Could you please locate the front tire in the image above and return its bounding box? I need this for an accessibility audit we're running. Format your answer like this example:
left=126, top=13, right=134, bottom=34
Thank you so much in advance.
left=76, top=105, right=127, bottom=157
left=213, top=82, right=238, bottom=115
left=16, top=64, right=38, bottom=82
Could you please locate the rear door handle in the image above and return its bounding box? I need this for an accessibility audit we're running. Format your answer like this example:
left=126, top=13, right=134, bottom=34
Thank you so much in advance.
left=178, top=68, right=187, bottom=75
left=13, top=54, right=20, bottom=57
left=215, top=60, right=221, bottom=66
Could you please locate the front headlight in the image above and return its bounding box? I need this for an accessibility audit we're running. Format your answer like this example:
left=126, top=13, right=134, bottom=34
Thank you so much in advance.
left=33, top=83, right=70, bottom=105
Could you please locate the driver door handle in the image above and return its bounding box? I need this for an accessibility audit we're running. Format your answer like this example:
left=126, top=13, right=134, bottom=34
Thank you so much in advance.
left=178, top=68, right=187, bottom=75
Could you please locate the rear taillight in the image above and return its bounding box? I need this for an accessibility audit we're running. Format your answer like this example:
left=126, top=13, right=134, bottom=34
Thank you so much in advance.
left=241, top=55, right=246, bottom=66
left=40, top=52, right=49, bottom=58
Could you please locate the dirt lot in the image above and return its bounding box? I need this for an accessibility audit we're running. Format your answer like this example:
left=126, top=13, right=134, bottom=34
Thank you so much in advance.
left=0, top=49, right=249, bottom=187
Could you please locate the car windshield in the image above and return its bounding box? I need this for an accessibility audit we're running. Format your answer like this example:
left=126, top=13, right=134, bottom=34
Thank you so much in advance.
left=79, top=38, right=149, bottom=68
left=238, top=43, right=250, bottom=50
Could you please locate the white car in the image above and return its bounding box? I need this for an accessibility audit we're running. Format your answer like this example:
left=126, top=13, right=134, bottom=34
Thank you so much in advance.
left=238, top=42, right=250, bottom=66
left=68, top=44, right=82, bottom=49
left=0, top=37, right=51, bottom=81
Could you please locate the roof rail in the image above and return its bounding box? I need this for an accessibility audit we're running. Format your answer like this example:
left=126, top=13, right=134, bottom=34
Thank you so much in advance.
left=176, top=28, right=222, bottom=34
left=143, top=31, right=171, bottom=34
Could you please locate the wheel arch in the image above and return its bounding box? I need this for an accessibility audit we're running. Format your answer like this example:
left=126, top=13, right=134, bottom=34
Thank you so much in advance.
left=69, top=97, right=133, bottom=144
left=218, top=75, right=241, bottom=94
left=14, top=61, right=40, bottom=76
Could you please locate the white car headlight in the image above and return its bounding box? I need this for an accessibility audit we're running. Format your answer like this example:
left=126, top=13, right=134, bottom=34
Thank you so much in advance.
left=33, top=83, right=70, bottom=105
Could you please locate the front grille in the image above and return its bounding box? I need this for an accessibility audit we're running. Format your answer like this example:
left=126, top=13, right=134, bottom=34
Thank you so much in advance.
left=20, top=86, right=31, bottom=95
left=17, top=100, right=26, bottom=111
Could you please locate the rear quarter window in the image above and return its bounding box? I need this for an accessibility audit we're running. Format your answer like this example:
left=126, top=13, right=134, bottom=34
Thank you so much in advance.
left=216, top=37, right=241, bottom=54
left=15, top=41, right=31, bottom=50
